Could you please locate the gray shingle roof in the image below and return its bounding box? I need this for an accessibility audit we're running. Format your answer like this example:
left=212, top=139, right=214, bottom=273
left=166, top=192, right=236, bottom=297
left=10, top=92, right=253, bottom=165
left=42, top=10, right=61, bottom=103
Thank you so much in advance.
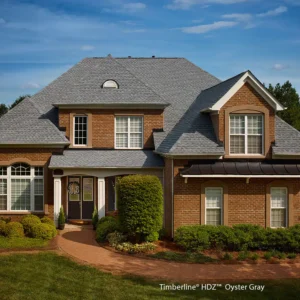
left=273, top=116, right=300, bottom=155
left=0, top=98, right=69, bottom=145
left=49, top=150, right=164, bottom=168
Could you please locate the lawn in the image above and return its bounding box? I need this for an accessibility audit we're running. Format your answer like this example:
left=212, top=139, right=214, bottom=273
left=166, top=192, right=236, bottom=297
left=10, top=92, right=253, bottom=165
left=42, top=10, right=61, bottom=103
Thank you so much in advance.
left=0, top=236, right=48, bottom=249
left=0, top=252, right=299, bottom=300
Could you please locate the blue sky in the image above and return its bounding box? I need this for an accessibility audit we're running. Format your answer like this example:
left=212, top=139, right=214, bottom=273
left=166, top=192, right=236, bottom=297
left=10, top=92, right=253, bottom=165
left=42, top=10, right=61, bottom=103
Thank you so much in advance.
left=0, top=0, right=300, bottom=105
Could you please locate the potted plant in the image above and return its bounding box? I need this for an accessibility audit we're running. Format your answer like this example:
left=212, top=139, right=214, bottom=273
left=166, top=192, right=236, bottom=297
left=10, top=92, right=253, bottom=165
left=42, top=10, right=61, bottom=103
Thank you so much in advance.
left=58, top=206, right=66, bottom=230
left=92, top=206, right=99, bottom=230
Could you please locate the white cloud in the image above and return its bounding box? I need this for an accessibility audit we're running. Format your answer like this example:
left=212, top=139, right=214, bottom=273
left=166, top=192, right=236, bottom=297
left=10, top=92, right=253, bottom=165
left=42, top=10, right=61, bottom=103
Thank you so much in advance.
left=222, top=13, right=252, bottom=22
left=181, top=21, right=238, bottom=33
left=80, top=45, right=95, bottom=51
left=21, top=82, right=40, bottom=89
left=273, top=63, right=289, bottom=71
left=257, top=6, right=287, bottom=17
left=166, top=0, right=247, bottom=10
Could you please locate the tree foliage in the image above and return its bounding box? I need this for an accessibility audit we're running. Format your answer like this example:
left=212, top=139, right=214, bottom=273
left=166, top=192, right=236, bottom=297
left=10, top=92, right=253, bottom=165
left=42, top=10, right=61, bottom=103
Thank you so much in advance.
left=268, top=81, right=300, bottom=130
left=0, top=104, right=8, bottom=118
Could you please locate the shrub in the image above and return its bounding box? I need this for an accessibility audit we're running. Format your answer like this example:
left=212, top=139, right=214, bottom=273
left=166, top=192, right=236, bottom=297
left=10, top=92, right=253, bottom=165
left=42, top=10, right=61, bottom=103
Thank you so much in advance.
left=21, top=215, right=41, bottom=236
left=174, top=226, right=210, bottom=251
left=58, top=207, right=65, bottom=227
left=264, top=252, right=272, bottom=260
left=0, top=217, right=11, bottom=223
left=31, top=223, right=56, bottom=240
left=107, top=231, right=127, bottom=247
left=0, top=220, right=6, bottom=236
left=41, top=217, right=55, bottom=226
left=223, top=252, right=233, bottom=260
left=233, top=224, right=266, bottom=249
left=5, top=222, right=24, bottom=238
left=117, top=175, right=163, bottom=242
left=145, top=232, right=159, bottom=242
left=92, top=206, right=99, bottom=230
left=237, top=251, right=250, bottom=261
left=251, top=253, right=260, bottom=261
left=115, top=242, right=156, bottom=254
left=96, top=217, right=119, bottom=243
left=97, top=216, right=116, bottom=226
left=287, top=253, right=297, bottom=259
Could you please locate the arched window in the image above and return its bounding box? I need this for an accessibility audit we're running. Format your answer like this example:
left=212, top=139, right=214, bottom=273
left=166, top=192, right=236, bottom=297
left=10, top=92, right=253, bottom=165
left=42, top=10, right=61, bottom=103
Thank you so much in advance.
left=102, top=80, right=119, bottom=89
left=11, top=163, right=31, bottom=176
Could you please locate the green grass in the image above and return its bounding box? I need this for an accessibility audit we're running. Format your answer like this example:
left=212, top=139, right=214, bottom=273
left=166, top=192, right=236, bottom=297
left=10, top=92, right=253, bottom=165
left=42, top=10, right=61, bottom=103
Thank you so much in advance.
left=0, top=253, right=300, bottom=300
left=148, top=251, right=216, bottom=263
left=0, top=236, right=48, bottom=249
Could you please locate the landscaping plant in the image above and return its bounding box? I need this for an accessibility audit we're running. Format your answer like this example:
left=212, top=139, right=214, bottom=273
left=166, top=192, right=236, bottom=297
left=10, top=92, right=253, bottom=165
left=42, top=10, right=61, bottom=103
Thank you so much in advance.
left=4, top=222, right=24, bottom=238
left=58, top=206, right=66, bottom=230
left=117, top=175, right=163, bottom=243
left=41, top=217, right=55, bottom=226
left=92, top=206, right=99, bottom=230
left=31, top=223, right=56, bottom=240
left=21, top=215, right=41, bottom=236
left=96, top=216, right=119, bottom=242
left=0, top=220, right=6, bottom=236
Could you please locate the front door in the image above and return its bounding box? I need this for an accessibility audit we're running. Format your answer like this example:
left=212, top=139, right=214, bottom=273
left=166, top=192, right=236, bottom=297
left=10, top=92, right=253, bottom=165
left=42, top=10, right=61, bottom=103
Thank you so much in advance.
left=68, top=176, right=94, bottom=220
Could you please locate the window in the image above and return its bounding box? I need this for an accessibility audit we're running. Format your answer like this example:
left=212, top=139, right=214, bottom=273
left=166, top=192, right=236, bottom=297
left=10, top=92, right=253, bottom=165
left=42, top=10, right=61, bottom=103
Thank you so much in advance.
left=271, top=187, right=287, bottom=228
left=102, top=80, right=118, bottom=89
left=230, top=114, right=263, bottom=154
left=115, top=116, right=143, bottom=149
left=205, top=187, right=222, bottom=226
left=0, top=164, right=44, bottom=212
left=74, top=116, right=88, bottom=146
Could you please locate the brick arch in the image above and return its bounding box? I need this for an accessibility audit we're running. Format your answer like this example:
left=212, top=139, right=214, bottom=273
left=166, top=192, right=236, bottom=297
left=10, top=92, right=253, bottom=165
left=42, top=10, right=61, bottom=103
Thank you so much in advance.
left=0, top=157, right=45, bottom=166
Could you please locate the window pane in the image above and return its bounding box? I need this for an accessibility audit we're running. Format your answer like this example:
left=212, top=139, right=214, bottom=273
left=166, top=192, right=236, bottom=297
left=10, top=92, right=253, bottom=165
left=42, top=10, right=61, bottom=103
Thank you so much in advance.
left=0, top=167, right=7, bottom=176
left=206, top=188, right=222, bottom=208
left=271, top=209, right=286, bottom=228
left=206, top=209, right=221, bottom=226
left=271, top=188, right=287, bottom=208
left=247, top=136, right=263, bottom=154
left=74, top=116, right=87, bottom=145
left=116, top=133, right=128, bottom=148
left=83, top=178, right=93, bottom=201
left=11, top=163, right=30, bottom=176
left=69, top=178, right=80, bottom=201
left=230, top=135, right=245, bottom=154
left=11, top=179, right=31, bottom=210
left=35, top=196, right=44, bottom=211
left=130, top=117, right=142, bottom=133
left=34, top=167, right=44, bottom=176
left=0, top=179, right=7, bottom=210
left=230, top=115, right=245, bottom=134
left=130, top=133, right=142, bottom=148
left=247, top=115, right=263, bottom=135
left=116, top=117, right=128, bottom=133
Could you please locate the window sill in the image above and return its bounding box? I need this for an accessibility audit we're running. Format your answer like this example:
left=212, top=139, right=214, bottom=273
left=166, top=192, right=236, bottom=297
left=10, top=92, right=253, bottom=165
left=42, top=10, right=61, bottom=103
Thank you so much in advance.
left=0, top=211, right=47, bottom=215
left=224, top=154, right=265, bottom=159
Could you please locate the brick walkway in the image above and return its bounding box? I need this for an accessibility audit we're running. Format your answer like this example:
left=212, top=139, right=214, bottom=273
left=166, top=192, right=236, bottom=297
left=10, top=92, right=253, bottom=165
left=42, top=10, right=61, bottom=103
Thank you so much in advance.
left=57, top=227, right=300, bottom=283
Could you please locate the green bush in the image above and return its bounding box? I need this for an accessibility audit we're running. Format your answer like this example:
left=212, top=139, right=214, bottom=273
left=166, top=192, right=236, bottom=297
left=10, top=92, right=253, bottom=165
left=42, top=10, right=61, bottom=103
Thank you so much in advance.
left=264, top=251, right=273, bottom=260
left=0, top=220, right=6, bottom=236
left=115, top=242, right=156, bottom=254
left=117, top=175, right=163, bottom=242
left=237, top=251, right=250, bottom=261
left=41, top=217, right=55, bottom=226
left=96, top=217, right=119, bottom=243
left=5, top=222, right=24, bottom=238
left=31, top=223, right=56, bottom=240
left=92, top=207, right=99, bottom=229
left=97, top=216, right=116, bottom=226
left=58, top=207, right=65, bottom=227
left=250, top=253, right=260, bottom=261
left=287, top=253, right=297, bottom=259
left=223, top=252, right=233, bottom=260
left=21, top=215, right=41, bottom=236
left=107, top=231, right=127, bottom=247
left=174, top=226, right=210, bottom=251
left=0, top=217, right=11, bottom=223
left=145, top=232, right=159, bottom=242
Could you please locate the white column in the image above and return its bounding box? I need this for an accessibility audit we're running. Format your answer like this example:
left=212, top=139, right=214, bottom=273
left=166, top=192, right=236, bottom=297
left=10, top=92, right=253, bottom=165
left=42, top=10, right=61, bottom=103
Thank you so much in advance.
left=54, top=177, right=62, bottom=227
left=98, top=178, right=105, bottom=219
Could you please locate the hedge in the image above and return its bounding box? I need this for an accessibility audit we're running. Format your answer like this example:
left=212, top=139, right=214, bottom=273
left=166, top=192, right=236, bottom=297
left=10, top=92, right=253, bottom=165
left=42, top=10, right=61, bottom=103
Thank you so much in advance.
left=41, top=217, right=55, bottom=226
left=31, top=223, right=57, bottom=240
left=21, top=215, right=41, bottom=236
left=96, top=217, right=120, bottom=243
left=175, top=224, right=300, bottom=252
left=4, top=222, right=24, bottom=238
left=117, top=175, right=163, bottom=242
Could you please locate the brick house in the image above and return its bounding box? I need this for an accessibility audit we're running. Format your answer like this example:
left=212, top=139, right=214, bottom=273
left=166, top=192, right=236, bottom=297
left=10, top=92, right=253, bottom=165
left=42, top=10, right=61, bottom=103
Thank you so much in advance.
left=1, top=56, right=300, bottom=237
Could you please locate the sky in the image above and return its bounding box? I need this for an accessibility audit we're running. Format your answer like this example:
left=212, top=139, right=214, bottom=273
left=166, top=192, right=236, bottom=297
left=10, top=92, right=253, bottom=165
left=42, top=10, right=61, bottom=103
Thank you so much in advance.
left=0, top=0, right=300, bottom=105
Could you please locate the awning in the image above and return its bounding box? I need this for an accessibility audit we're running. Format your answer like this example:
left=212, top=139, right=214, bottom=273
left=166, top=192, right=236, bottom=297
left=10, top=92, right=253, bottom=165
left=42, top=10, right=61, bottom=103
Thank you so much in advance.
left=180, top=161, right=300, bottom=178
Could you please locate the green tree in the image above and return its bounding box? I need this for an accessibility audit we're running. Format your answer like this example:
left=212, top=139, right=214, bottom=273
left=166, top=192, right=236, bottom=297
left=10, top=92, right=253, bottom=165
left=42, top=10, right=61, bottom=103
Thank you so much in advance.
left=9, top=94, right=30, bottom=109
left=268, top=81, right=300, bottom=130
left=0, top=104, right=8, bottom=117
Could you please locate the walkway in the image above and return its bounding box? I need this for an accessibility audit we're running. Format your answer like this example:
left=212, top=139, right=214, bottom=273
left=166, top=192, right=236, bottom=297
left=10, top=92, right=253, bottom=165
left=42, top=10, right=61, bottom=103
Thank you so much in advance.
left=57, top=227, right=300, bottom=283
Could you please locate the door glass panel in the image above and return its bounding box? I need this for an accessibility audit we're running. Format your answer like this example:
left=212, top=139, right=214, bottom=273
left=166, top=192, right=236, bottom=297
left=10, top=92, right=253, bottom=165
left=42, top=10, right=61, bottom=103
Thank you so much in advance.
left=68, top=177, right=80, bottom=201
left=83, top=178, right=93, bottom=201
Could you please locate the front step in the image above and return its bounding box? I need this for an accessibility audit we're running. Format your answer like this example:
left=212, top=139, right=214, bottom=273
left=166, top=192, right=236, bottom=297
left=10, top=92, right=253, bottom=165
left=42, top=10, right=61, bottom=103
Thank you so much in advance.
left=68, top=219, right=92, bottom=225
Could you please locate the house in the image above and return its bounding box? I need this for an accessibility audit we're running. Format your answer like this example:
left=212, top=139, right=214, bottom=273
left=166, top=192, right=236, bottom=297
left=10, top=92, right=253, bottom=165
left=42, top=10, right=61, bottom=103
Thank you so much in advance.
left=1, top=55, right=300, bottom=237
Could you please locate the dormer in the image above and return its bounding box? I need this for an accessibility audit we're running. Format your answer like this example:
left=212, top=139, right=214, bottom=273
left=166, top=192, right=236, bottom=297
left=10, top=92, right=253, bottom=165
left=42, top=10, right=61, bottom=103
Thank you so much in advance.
left=201, top=71, right=285, bottom=158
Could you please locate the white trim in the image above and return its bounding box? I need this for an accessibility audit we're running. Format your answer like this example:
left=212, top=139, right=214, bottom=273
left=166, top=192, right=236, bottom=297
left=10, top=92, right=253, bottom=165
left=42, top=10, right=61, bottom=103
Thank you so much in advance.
left=181, top=174, right=300, bottom=178
left=209, top=72, right=285, bottom=112
left=205, top=187, right=223, bottom=226
left=97, top=178, right=105, bottom=219
left=54, top=178, right=62, bottom=226
left=73, top=115, right=88, bottom=146
left=270, top=187, right=288, bottom=228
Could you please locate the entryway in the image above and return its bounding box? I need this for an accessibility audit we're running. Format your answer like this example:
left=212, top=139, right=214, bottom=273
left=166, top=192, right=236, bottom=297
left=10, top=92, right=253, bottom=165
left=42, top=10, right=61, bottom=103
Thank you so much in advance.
left=68, top=176, right=94, bottom=220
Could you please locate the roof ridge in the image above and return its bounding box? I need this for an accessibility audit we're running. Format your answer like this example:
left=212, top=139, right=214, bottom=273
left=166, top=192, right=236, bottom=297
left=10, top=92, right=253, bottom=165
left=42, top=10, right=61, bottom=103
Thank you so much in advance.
left=113, top=57, right=169, bottom=104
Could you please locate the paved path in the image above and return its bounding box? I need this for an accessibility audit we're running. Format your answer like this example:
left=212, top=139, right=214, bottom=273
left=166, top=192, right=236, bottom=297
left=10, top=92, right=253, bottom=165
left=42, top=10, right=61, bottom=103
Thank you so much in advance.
left=57, top=228, right=300, bottom=283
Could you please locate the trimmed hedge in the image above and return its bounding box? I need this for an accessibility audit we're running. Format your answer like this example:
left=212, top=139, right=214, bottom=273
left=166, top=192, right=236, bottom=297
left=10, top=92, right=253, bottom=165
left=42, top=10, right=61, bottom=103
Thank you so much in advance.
left=21, top=215, right=41, bottom=236
left=175, top=224, right=300, bottom=252
left=117, top=175, right=163, bottom=242
left=31, top=223, right=57, bottom=240
left=5, top=222, right=24, bottom=238
left=96, top=217, right=119, bottom=243
left=41, top=217, right=55, bottom=226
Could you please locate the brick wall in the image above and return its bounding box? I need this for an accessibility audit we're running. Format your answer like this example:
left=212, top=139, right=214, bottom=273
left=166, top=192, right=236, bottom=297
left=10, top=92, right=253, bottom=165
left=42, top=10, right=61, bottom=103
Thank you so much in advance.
left=59, top=109, right=164, bottom=149
left=173, top=160, right=300, bottom=231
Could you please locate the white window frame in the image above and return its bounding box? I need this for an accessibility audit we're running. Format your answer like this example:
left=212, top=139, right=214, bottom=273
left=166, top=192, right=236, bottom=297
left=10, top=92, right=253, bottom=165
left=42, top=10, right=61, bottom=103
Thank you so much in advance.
left=0, top=165, right=44, bottom=212
left=229, top=114, right=264, bottom=155
left=270, top=187, right=287, bottom=228
left=73, top=115, right=88, bottom=147
left=103, top=80, right=118, bottom=89
left=205, top=187, right=223, bottom=226
left=114, top=116, right=144, bottom=149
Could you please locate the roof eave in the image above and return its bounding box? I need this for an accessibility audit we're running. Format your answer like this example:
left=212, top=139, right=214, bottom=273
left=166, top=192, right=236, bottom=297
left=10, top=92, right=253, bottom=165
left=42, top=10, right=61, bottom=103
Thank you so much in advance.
left=0, top=143, right=69, bottom=148
left=53, top=103, right=170, bottom=109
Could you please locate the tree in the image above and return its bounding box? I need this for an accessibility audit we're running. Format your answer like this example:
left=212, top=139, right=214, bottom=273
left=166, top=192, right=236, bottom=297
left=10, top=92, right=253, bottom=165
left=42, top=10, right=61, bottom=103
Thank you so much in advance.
left=9, top=94, right=30, bottom=109
left=268, top=81, right=300, bottom=130
left=0, top=104, right=8, bottom=118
